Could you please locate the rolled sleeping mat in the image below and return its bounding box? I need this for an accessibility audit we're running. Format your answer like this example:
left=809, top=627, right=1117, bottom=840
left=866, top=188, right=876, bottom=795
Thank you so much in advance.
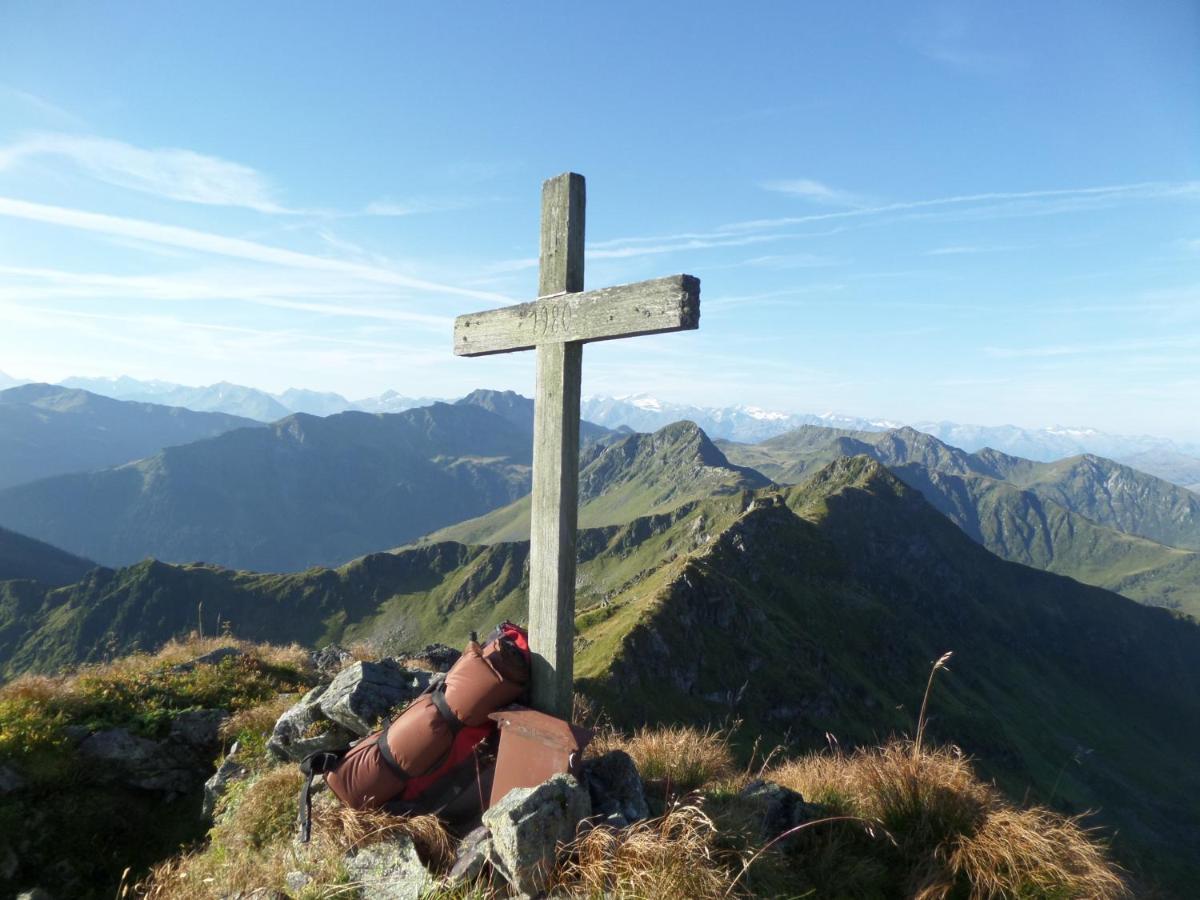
left=324, top=628, right=531, bottom=810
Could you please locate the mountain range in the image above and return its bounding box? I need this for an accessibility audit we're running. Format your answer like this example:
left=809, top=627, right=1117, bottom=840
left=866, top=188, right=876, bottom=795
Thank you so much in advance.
left=19, top=375, right=1196, bottom=490
left=582, top=395, right=1200, bottom=489
left=59, top=375, right=440, bottom=421
left=1, top=387, right=1197, bottom=620
left=0, top=384, right=260, bottom=490
left=0, top=400, right=544, bottom=572
left=2, top=455, right=1197, bottom=889
left=718, top=426, right=1200, bottom=618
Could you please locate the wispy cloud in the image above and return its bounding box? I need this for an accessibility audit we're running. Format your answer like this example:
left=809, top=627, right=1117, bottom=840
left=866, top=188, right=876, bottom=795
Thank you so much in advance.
left=924, top=244, right=1012, bottom=256
left=0, top=265, right=453, bottom=329
left=0, top=133, right=299, bottom=213
left=572, top=181, right=1199, bottom=268
left=760, top=178, right=868, bottom=207
left=363, top=196, right=493, bottom=217
left=0, top=85, right=85, bottom=127
left=0, top=196, right=511, bottom=303
left=984, top=333, right=1200, bottom=359
left=739, top=253, right=841, bottom=269
left=726, top=181, right=1200, bottom=232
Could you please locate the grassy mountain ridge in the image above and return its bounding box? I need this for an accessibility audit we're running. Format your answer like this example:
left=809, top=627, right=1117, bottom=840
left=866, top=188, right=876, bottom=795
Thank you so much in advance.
left=0, top=403, right=535, bottom=572
left=424, top=421, right=771, bottom=544
left=720, top=424, right=1200, bottom=616
left=1003, top=453, right=1200, bottom=550
left=0, top=383, right=261, bottom=490
left=576, top=457, right=1200, bottom=889
left=720, top=425, right=1200, bottom=547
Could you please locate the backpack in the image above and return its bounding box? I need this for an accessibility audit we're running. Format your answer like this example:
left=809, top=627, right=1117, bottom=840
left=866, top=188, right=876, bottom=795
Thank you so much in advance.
left=299, top=623, right=530, bottom=841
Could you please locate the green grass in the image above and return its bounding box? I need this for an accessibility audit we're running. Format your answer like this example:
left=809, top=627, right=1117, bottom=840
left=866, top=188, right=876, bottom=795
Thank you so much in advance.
left=0, top=636, right=313, bottom=899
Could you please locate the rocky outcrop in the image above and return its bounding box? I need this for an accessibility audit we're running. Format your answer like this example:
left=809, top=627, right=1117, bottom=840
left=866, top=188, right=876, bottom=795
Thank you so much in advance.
left=318, top=660, right=432, bottom=734
left=583, top=750, right=648, bottom=828
left=77, top=709, right=227, bottom=797
left=738, top=779, right=824, bottom=842
left=444, top=824, right=493, bottom=887
left=343, top=834, right=433, bottom=900
left=482, top=773, right=591, bottom=898
left=267, top=684, right=355, bottom=762
left=202, top=741, right=247, bottom=820
left=268, top=658, right=432, bottom=763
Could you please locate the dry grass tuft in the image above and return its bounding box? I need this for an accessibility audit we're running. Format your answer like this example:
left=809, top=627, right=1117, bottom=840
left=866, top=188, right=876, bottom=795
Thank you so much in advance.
left=556, top=804, right=734, bottom=899
left=769, top=739, right=1129, bottom=899
left=938, top=805, right=1129, bottom=900
left=138, top=763, right=456, bottom=899
left=213, top=766, right=305, bottom=850
left=219, top=693, right=296, bottom=743
left=311, top=805, right=455, bottom=872
left=590, top=723, right=736, bottom=797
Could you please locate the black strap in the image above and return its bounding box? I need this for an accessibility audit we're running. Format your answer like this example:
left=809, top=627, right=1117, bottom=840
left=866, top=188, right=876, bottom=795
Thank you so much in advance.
left=430, top=686, right=464, bottom=734
left=297, top=750, right=346, bottom=844
left=375, top=727, right=412, bottom=781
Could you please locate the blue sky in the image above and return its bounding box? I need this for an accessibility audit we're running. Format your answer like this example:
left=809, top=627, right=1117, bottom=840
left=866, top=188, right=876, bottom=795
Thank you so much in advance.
left=1, top=1, right=1197, bottom=439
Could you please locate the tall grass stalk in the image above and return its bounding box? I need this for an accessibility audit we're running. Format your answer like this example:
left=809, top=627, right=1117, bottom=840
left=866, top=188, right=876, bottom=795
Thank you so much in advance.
left=914, top=651, right=953, bottom=758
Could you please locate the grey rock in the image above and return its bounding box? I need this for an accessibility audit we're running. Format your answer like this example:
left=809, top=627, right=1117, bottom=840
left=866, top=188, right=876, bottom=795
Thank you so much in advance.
left=311, top=644, right=354, bottom=678
left=0, top=764, right=25, bottom=795
left=583, top=750, right=648, bottom=828
left=483, top=773, right=591, bottom=898
left=79, top=716, right=226, bottom=796
left=445, top=824, right=493, bottom=886
left=79, top=728, right=159, bottom=769
left=268, top=683, right=356, bottom=762
left=344, top=834, right=434, bottom=899
left=284, top=869, right=313, bottom=892
left=405, top=643, right=461, bottom=673
left=170, top=708, right=227, bottom=747
left=738, top=779, right=822, bottom=841
left=203, top=741, right=247, bottom=820
left=319, top=660, right=431, bottom=735
left=170, top=646, right=244, bottom=673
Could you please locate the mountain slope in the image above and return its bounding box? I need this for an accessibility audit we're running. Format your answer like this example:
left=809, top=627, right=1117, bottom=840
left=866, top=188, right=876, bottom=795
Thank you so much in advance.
left=1001, top=453, right=1200, bottom=550
left=424, top=421, right=771, bottom=544
left=0, top=384, right=261, bottom=490
left=888, top=463, right=1200, bottom=614
left=0, top=404, right=534, bottom=572
left=720, top=425, right=1200, bottom=616
left=575, top=458, right=1200, bottom=890
left=0, top=526, right=95, bottom=586
left=3, top=458, right=1197, bottom=889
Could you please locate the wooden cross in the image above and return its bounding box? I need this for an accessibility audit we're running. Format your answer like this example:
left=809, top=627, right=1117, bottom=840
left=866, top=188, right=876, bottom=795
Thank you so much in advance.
left=453, top=172, right=700, bottom=718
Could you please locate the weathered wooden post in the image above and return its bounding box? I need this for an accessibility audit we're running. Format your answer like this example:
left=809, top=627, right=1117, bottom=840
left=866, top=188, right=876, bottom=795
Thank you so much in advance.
left=453, top=172, right=700, bottom=718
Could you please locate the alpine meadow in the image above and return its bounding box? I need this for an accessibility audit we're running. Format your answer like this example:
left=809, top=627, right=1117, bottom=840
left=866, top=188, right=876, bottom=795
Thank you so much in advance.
left=1, top=4, right=1198, bottom=899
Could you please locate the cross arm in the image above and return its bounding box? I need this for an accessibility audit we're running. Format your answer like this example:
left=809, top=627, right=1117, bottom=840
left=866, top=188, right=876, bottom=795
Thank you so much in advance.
left=453, top=273, right=700, bottom=357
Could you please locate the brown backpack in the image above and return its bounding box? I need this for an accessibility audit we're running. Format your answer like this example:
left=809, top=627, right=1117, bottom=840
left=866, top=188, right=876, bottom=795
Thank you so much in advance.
left=299, top=624, right=530, bottom=839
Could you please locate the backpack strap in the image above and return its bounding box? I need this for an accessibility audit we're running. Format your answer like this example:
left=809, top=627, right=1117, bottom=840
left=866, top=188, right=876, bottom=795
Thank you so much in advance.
left=430, top=685, right=464, bottom=734
left=375, top=726, right=413, bottom=781
left=297, top=750, right=346, bottom=844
